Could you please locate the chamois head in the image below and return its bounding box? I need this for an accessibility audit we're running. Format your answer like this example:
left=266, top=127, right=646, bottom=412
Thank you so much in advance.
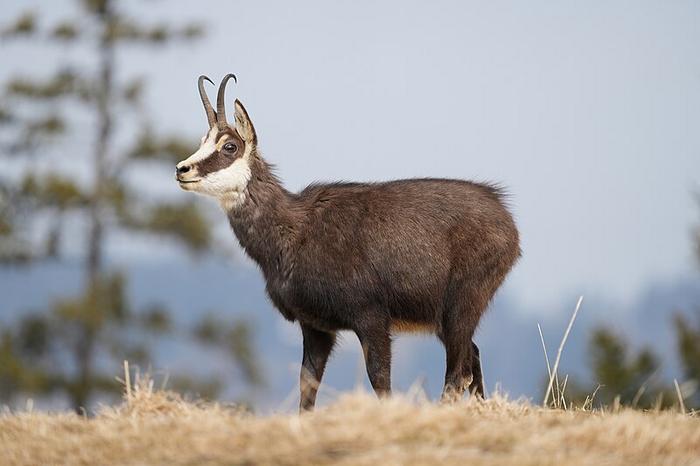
left=176, top=74, right=257, bottom=209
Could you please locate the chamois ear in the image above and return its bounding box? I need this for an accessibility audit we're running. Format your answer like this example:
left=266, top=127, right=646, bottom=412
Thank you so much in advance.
left=234, top=99, right=257, bottom=145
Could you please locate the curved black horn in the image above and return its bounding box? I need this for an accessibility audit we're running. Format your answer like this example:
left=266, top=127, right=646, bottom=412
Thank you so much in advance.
left=198, top=75, right=217, bottom=129
left=216, top=73, right=237, bottom=129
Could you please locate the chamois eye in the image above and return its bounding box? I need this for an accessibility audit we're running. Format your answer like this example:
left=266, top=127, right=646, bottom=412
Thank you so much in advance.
left=223, top=142, right=237, bottom=153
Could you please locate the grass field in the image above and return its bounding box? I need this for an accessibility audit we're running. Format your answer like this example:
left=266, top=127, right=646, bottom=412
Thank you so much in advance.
left=1, top=377, right=699, bottom=466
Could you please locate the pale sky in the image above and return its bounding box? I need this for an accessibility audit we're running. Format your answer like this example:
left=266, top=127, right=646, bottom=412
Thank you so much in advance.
left=3, top=0, right=700, bottom=311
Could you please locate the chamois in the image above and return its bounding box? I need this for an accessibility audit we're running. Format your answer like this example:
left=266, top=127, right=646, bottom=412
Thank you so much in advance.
left=176, top=74, right=521, bottom=411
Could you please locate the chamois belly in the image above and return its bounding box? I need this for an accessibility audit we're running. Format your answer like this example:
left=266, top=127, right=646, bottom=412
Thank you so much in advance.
left=389, top=319, right=436, bottom=334
left=273, top=262, right=445, bottom=333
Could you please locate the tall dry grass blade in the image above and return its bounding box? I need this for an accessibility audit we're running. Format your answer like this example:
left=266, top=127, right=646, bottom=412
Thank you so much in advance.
left=653, top=393, right=664, bottom=413
left=631, top=385, right=646, bottom=409
left=543, top=296, right=583, bottom=407
left=406, top=376, right=428, bottom=403
left=586, top=384, right=602, bottom=410
left=631, top=371, right=661, bottom=409
left=560, top=374, right=569, bottom=410
left=537, top=323, right=553, bottom=384
left=674, top=379, right=686, bottom=414
left=582, top=396, right=591, bottom=411
left=537, top=322, right=561, bottom=407
left=123, top=360, right=131, bottom=402
left=612, top=395, right=621, bottom=413
left=538, top=323, right=561, bottom=407
left=552, top=368, right=562, bottom=407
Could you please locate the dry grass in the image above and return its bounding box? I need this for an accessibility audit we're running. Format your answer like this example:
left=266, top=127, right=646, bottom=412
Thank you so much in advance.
left=1, top=379, right=699, bottom=466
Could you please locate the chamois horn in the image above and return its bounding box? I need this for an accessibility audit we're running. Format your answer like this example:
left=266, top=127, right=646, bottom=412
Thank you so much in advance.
left=216, top=73, right=237, bottom=129
left=198, top=75, right=217, bottom=129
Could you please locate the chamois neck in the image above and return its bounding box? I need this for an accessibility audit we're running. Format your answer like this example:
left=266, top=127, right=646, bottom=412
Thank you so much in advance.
left=226, top=154, right=298, bottom=276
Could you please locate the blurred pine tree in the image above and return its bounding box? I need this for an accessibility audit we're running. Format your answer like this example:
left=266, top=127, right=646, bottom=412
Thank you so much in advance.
left=557, top=202, right=700, bottom=411
left=674, top=313, right=700, bottom=408
left=672, top=201, right=700, bottom=409
left=0, top=0, right=261, bottom=412
left=587, top=328, right=671, bottom=408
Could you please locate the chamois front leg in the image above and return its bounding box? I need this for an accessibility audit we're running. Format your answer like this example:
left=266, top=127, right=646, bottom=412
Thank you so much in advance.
left=356, top=322, right=392, bottom=398
left=299, top=324, right=336, bottom=412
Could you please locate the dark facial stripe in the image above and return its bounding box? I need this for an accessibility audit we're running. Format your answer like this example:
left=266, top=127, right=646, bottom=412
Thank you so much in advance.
left=194, top=130, right=245, bottom=177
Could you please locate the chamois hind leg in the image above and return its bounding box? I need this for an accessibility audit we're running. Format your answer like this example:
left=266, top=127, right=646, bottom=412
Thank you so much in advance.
left=299, top=324, right=336, bottom=412
left=468, top=341, right=485, bottom=398
left=440, top=329, right=473, bottom=402
left=440, top=292, right=485, bottom=403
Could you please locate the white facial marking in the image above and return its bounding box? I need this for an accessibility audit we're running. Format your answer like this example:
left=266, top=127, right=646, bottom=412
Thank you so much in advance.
left=176, top=126, right=254, bottom=211
left=197, top=156, right=252, bottom=211
left=177, top=127, right=218, bottom=169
